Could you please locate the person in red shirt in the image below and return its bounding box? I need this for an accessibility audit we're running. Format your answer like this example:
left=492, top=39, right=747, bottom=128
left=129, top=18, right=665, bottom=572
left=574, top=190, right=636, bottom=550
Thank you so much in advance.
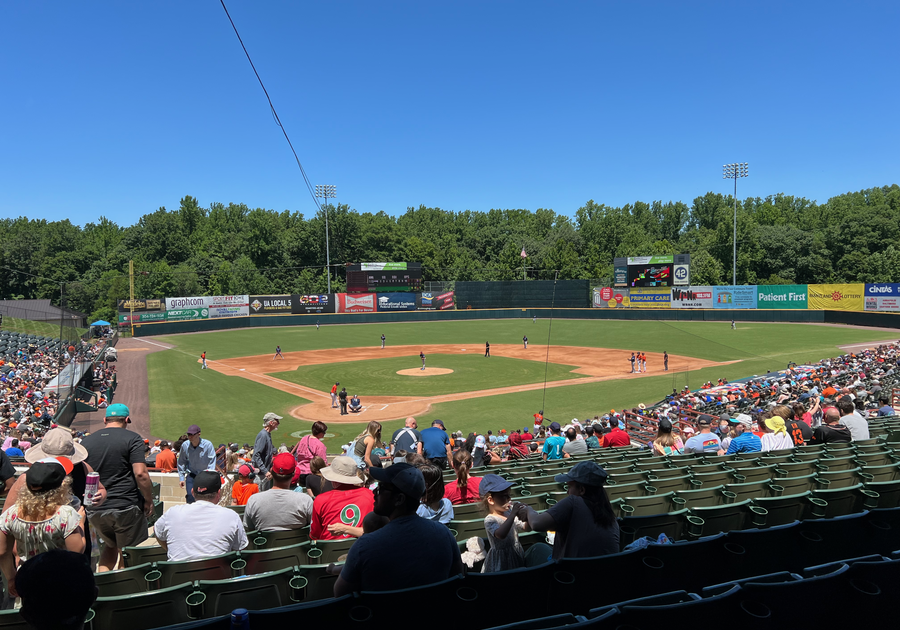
left=310, top=456, right=374, bottom=540
left=601, top=424, right=631, bottom=448
left=521, top=427, right=534, bottom=440
left=444, top=449, right=482, bottom=504
left=231, top=465, right=259, bottom=506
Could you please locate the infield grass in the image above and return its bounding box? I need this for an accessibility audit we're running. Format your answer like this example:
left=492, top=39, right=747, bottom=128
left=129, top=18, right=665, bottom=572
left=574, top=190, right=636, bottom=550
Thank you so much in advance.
left=147, top=319, right=895, bottom=449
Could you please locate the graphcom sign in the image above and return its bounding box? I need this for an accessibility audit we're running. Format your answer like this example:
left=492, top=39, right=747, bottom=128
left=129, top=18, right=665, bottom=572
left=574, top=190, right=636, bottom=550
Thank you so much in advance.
left=864, top=284, right=900, bottom=311
left=291, top=295, right=335, bottom=314
left=376, top=292, right=418, bottom=311
left=807, top=284, right=864, bottom=312
left=671, top=287, right=714, bottom=309
left=249, top=295, right=293, bottom=315
left=592, top=287, right=629, bottom=308
left=117, top=299, right=162, bottom=312
left=336, top=293, right=376, bottom=313
left=756, top=285, right=808, bottom=310
left=713, top=286, right=758, bottom=309
left=628, top=287, right=671, bottom=308
left=117, top=312, right=167, bottom=324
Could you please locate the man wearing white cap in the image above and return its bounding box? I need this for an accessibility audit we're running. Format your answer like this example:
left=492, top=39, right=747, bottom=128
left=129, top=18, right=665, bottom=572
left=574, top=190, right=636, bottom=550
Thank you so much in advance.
left=253, top=412, right=281, bottom=491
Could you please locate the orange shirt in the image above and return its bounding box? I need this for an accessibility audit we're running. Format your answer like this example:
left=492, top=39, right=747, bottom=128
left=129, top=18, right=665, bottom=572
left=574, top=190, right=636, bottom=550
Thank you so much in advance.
left=331, top=384, right=338, bottom=394
left=231, top=480, right=259, bottom=505
left=155, top=449, right=176, bottom=472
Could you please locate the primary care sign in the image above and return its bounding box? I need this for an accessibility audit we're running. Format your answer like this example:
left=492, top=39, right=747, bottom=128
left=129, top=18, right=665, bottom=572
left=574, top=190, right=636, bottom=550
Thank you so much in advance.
left=756, top=285, right=807, bottom=310
left=628, top=287, right=670, bottom=308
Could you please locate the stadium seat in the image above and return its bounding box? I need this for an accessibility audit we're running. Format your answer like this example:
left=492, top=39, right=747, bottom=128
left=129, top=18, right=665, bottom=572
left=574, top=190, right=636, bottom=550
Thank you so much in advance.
left=688, top=462, right=732, bottom=474
left=94, top=562, right=155, bottom=597
left=606, top=471, right=649, bottom=484
left=731, top=464, right=777, bottom=484
left=0, top=610, right=31, bottom=630
left=604, top=481, right=649, bottom=503
left=250, top=527, right=310, bottom=549
left=864, top=479, right=900, bottom=509
left=751, top=491, right=827, bottom=527
left=646, top=466, right=690, bottom=479
left=775, top=473, right=817, bottom=495
left=87, top=582, right=198, bottom=630
left=860, top=462, right=900, bottom=483
left=811, top=483, right=879, bottom=518
left=815, top=467, right=862, bottom=489
left=689, top=499, right=768, bottom=536
left=351, top=576, right=486, bottom=628
left=582, top=585, right=742, bottom=628
left=448, top=518, right=487, bottom=542
left=723, top=479, right=780, bottom=503
left=481, top=613, right=587, bottom=630
left=306, top=538, right=356, bottom=564
left=588, top=590, right=699, bottom=618
left=153, top=552, right=242, bottom=588
left=644, top=475, right=694, bottom=494
left=774, top=460, right=817, bottom=477
left=617, top=492, right=678, bottom=517
left=855, top=451, right=896, bottom=467
left=816, top=454, right=857, bottom=471
left=619, top=508, right=693, bottom=546
left=759, top=452, right=793, bottom=465
left=238, top=542, right=312, bottom=575
left=123, top=545, right=169, bottom=567
left=689, top=470, right=734, bottom=487
left=674, top=485, right=731, bottom=508
left=451, top=502, right=486, bottom=519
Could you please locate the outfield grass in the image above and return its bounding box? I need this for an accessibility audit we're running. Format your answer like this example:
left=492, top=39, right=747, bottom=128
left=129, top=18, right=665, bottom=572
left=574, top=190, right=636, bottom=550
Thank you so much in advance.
left=148, top=319, right=896, bottom=449
left=271, top=354, right=582, bottom=397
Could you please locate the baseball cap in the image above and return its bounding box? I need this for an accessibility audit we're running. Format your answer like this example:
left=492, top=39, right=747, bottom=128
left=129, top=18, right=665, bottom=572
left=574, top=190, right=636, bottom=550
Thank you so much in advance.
left=549, top=421, right=561, bottom=431
left=554, top=461, right=609, bottom=487
left=479, top=474, right=514, bottom=497
left=105, top=403, right=130, bottom=420
left=238, top=464, right=255, bottom=477
left=193, top=471, right=222, bottom=494
left=370, top=462, right=426, bottom=499
left=263, top=412, right=283, bottom=422
left=658, top=418, right=673, bottom=432
left=734, top=414, right=753, bottom=427
left=187, top=424, right=201, bottom=435
left=26, top=458, right=72, bottom=493
left=432, top=419, right=446, bottom=429
left=272, top=452, right=296, bottom=475
left=697, top=414, right=715, bottom=426
left=474, top=435, right=486, bottom=448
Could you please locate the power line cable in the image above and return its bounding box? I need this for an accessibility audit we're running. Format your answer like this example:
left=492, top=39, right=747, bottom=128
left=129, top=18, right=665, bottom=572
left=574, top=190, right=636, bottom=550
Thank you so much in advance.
left=540, top=271, right=559, bottom=414
left=218, top=1, right=320, bottom=212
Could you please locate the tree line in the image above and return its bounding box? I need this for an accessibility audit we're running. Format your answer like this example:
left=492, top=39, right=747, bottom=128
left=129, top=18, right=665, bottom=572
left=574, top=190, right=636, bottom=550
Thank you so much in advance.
left=1, top=184, right=898, bottom=324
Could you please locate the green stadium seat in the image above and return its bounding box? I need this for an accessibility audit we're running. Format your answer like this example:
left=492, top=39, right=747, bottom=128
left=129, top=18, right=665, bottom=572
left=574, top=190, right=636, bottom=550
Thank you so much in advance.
left=87, top=582, right=198, bottom=630
left=93, top=563, right=155, bottom=597
left=723, top=479, right=781, bottom=503
left=122, top=545, right=169, bottom=568
left=861, top=462, right=900, bottom=483
left=0, top=610, right=30, bottom=630
left=751, top=491, right=827, bottom=527
left=855, top=451, right=897, bottom=467
left=153, top=552, right=242, bottom=588
left=447, top=518, right=487, bottom=542
left=619, top=508, right=693, bottom=546
left=731, top=464, right=778, bottom=484
left=774, top=461, right=817, bottom=478
left=816, top=454, right=857, bottom=471
left=607, top=471, right=649, bottom=484
left=776, top=473, right=817, bottom=495
left=227, top=505, right=246, bottom=517
left=604, top=481, right=650, bottom=503
left=194, top=566, right=309, bottom=617
left=815, top=467, right=862, bottom=489
left=811, top=483, right=879, bottom=518
left=691, top=470, right=737, bottom=487
left=306, top=538, right=356, bottom=564
left=617, top=492, right=678, bottom=517
left=791, top=450, right=822, bottom=462
left=450, top=502, right=485, bottom=519
left=688, top=462, right=732, bottom=474
left=760, top=452, right=794, bottom=465
left=863, top=479, right=900, bottom=509
left=645, top=475, right=695, bottom=494
left=689, top=499, right=768, bottom=536
left=674, top=485, right=731, bottom=508
left=250, top=527, right=311, bottom=549
left=239, top=541, right=312, bottom=575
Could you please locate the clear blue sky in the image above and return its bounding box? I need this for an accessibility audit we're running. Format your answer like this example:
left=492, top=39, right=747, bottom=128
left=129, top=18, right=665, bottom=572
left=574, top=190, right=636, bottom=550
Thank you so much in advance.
left=1, top=1, right=897, bottom=225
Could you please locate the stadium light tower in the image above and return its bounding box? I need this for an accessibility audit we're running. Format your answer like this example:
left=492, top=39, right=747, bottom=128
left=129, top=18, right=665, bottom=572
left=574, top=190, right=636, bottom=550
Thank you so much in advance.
left=315, top=184, right=336, bottom=293
left=722, top=163, right=748, bottom=288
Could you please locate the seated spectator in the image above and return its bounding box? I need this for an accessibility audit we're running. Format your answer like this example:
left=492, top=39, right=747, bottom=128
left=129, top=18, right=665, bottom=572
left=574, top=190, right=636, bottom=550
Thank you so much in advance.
left=520, top=462, right=619, bottom=560
left=506, top=433, right=529, bottom=460
left=584, top=426, right=600, bottom=449
left=650, top=419, right=684, bottom=456
left=542, top=422, right=566, bottom=460
left=785, top=404, right=813, bottom=446
left=416, top=463, right=453, bottom=524
left=760, top=415, right=794, bottom=452
left=444, top=449, right=482, bottom=505
left=348, top=394, right=362, bottom=413
left=303, top=456, right=333, bottom=498
left=154, top=441, right=176, bottom=472
left=231, top=464, right=259, bottom=506
left=682, top=416, right=721, bottom=454
left=310, top=456, right=374, bottom=540
left=562, top=428, right=588, bottom=457
left=521, top=427, right=534, bottom=440
left=600, top=421, right=630, bottom=448
left=4, top=439, right=24, bottom=458
left=811, top=407, right=852, bottom=444
left=334, top=464, right=462, bottom=595
left=876, top=396, right=894, bottom=417
left=719, top=415, right=762, bottom=455
left=154, top=471, right=248, bottom=561
left=472, top=435, right=487, bottom=467
left=836, top=398, right=870, bottom=441
left=244, top=453, right=313, bottom=532
left=15, top=549, right=97, bottom=630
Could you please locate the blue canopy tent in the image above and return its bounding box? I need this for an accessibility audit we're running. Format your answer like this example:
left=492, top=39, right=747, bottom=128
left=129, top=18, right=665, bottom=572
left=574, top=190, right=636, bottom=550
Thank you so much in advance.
left=89, top=320, right=111, bottom=327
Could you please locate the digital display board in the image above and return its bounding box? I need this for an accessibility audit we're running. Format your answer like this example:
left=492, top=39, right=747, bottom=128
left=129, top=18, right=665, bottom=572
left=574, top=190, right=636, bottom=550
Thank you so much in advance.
left=628, top=265, right=672, bottom=287
left=346, top=263, right=423, bottom=294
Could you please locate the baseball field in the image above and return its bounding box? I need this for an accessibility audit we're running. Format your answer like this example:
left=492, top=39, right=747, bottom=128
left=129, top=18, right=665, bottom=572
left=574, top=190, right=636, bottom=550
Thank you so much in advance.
left=137, top=319, right=896, bottom=449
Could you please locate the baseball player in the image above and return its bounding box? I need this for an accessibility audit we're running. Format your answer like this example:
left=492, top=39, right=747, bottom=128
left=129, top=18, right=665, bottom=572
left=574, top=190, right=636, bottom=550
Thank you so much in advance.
left=485, top=341, right=490, bottom=357
left=420, top=351, right=426, bottom=371
left=201, top=351, right=207, bottom=369
left=629, top=353, right=636, bottom=373
left=273, top=345, right=284, bottom=360
left=331, top=382, right=339, bottom=408
left=381, top=334, right=386, bottom=349
left=664, top=351, right=669, bottom=371
left=523, top=335, right=528, bottom=349
left=316, top=320, right=320, bottom=330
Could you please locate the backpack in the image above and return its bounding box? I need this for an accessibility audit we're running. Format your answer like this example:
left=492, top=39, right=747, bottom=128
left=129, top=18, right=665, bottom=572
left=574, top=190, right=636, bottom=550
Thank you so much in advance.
left=392, top=427, right=419, bottom=453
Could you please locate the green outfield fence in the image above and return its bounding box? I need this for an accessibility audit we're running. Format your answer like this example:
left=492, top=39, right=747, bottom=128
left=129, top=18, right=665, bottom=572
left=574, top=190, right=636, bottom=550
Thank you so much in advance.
left=131, top=307, right=900, bottom=337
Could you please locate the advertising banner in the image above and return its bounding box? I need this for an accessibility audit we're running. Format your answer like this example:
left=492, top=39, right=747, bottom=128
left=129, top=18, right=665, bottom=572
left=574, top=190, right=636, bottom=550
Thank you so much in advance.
left=249, top=295, right=293, bottom=315
left=117, top=299, right=162, bottom=312
left=628, top=287, right=671, bottom=308
left=671, top=287, right=714, bottom=309
left=627, top=255, right=674, bottom=265
left=336, top=293, right=376, bottom=313
left=673, top=264, right=689, bottom=286
left=208, top=305, right=249, bottom=319
left=117, top=312, right=167, bottom=324
left=290, top=295, right=335, bottom=315
left=756, top=285, right=808, bottom=310
left=614, top=266, right=628, bottom=287
left=592, top=287, right=630, bottom=308
left=361, top=262, right=407, bottom=271
left=417, top=291, right=454, bottom=310
left=165, top=308, right=209, bottom=321
left=713, top=286, right=758, bottom=309
left=864, top=284, right=900, bottom=311
left=376, top=292, right=418, bottom=312
left=808, top=284, right=864, bottom=312
left=165, top=295, right=249, bottom=311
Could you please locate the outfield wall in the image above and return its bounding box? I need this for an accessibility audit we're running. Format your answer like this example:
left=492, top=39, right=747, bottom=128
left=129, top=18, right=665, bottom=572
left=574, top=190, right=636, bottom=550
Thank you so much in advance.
left=131, top=306, right=900, bottom=337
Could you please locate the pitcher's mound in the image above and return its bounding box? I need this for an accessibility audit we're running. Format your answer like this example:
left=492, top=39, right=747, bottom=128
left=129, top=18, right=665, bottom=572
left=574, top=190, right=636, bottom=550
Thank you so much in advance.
left=396, top=368, right=454, bottom=376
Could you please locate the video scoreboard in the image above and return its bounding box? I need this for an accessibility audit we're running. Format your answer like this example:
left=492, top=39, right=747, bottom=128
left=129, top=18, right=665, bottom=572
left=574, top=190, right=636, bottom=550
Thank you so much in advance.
left=614, top=254, right=691, bottom=288
left=346, top=262, right=423, bottom=294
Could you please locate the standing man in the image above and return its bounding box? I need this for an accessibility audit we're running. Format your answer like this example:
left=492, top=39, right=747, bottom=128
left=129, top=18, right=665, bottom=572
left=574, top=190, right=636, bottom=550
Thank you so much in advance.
left=420, top=419, right=452, bottom=469
left=391, top=417, right=422, bottom=457
left=331, top=382, right=339, bottom=408
left=177, top=424, right=215, bottom=504
left=381, top=334, right=386, bottom=349
left=523, top=335, right=528, bottom=349
left=316, top=320, right=320, bottom=330
left=533, top=410, right=544, bottom=434
left=664, top=351, right=669, bottom=371
left=542, top=422, right=567, bottom=460
left=420, top=351, right=426, bottom=371
left=253, top=413, right=281, bottom=491
left=81, top=403, right=153, bottom=572
left=485, top=341, right=490, bottom=357
left=274, top=345, right=284, bottom=360
left=200, top=351, right=207, bottom=369
left=339, top=388, right=348, bottom=415
left=533, top=314, right=536, bottom=323
left=629, top=353, right=636, bottom=373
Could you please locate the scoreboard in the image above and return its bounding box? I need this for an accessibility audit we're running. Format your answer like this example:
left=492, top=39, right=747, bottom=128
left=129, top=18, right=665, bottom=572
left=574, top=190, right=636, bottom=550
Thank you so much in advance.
left=614, top=254, right=691, bottom=288
left=346, top=262, right=423, bottom=294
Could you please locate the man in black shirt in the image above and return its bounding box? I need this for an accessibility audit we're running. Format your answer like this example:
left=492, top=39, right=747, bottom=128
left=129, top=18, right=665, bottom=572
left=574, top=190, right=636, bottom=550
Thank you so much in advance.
left=81, top=403, right=153, bottom=572
left=339, top=387, right=348, bottom=415
left=810, top=408, right=852, bottom=444
left=0, top=450, right=16, bottom=497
